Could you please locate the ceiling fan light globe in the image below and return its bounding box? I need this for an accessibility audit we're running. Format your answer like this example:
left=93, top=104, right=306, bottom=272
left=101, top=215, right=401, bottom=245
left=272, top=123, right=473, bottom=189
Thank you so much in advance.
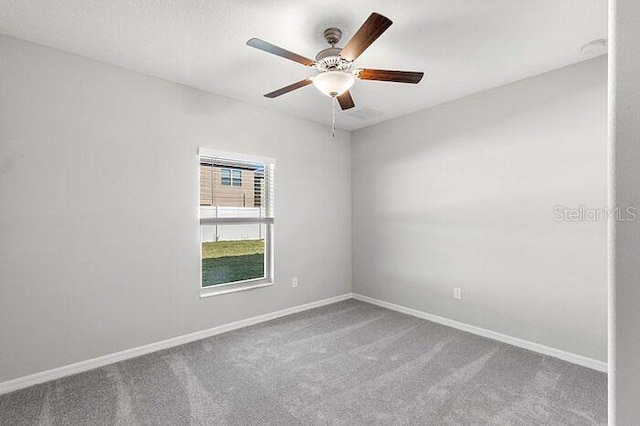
left=312, top=71, right=355, bottom=97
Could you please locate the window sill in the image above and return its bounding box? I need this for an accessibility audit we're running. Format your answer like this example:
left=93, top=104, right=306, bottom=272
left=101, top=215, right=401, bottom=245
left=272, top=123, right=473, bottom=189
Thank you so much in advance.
left=199, top=279, right=273, bottom=298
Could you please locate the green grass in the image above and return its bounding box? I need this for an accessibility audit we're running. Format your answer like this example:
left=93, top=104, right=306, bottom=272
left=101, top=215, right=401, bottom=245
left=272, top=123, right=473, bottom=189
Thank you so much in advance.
left=202, top=239, right=264, bottom=259
left=201, top=240, right=265, bottom=287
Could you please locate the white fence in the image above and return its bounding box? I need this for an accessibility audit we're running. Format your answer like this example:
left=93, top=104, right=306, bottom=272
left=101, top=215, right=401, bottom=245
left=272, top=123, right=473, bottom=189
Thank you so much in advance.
left=200, top=206, right=265, bottom=242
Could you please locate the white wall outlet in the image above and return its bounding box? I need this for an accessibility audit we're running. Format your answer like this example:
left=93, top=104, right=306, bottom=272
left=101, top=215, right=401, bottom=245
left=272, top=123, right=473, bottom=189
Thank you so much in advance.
left=292, top=277, right=298, bottom=288
left=453, top=287, right=462, bottom=300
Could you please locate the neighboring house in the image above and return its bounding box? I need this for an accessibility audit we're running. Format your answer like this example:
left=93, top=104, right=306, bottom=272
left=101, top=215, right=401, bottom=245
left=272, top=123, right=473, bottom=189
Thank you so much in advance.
left=200, top=159, right=264, bottom=208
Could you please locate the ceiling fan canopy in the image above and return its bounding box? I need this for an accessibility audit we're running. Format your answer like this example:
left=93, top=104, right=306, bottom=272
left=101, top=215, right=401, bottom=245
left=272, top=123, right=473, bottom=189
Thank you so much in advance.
left=246, top=12, right=424, bottom=110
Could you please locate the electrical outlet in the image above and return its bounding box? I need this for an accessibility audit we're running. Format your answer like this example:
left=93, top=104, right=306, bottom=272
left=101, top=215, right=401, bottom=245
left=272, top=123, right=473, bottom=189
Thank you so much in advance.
left=453, top=287, right=462, bottom=300
left=292, top=277, right=298, bottom=288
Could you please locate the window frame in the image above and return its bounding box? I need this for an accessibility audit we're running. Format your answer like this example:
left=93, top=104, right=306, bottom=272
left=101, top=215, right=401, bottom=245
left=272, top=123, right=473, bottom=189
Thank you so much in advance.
left=198, top=148, right=275, bottom=298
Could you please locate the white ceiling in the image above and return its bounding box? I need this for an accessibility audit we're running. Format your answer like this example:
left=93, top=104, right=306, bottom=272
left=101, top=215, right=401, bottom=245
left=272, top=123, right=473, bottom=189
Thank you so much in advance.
left=0, top=0, right=607, bottom=130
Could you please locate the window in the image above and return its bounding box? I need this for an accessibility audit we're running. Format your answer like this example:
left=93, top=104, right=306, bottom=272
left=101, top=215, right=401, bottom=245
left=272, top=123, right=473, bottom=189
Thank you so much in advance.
left=221, top=168, right=242, bottom=187
left=199, top=149, right=275, bottom=297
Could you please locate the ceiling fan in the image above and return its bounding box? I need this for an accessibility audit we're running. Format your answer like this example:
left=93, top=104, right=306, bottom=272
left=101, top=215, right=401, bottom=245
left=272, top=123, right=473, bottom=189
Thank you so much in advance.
left=246, top=12, right=424, bottom=112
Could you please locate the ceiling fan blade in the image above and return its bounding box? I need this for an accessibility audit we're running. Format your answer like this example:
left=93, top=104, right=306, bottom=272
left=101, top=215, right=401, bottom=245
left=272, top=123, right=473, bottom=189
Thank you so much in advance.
left=247, top=38, right=315, bottom=66
left=340, top=13, right=393, bottom=62
left=264, top=78, right=313, bottom=98
left=357, top=69, right=424, bottom=84
left=337, top=91, right=355, bottom=110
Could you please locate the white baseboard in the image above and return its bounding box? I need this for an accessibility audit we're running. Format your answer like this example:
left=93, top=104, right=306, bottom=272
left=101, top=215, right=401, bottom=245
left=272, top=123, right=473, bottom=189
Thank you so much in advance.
left=0, top=293, right=353, bottom=395
left=1, top=291, right=606, bottom=395
left=352, top=293, right=607, bottom=373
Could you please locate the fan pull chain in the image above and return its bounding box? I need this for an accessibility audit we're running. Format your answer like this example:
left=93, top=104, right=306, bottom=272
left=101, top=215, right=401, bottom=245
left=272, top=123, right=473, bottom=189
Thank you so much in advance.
left=332, top=97, right=336, bottom=138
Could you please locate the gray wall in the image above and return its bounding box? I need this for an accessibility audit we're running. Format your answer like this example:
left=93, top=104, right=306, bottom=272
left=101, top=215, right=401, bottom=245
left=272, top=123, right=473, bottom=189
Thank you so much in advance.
left=352, top=57, right=608, bottom=362
left=0, top=31, right=611, bottom=385
left=612, top=0, right=640, bottom=422
left=0, top=35, right=352, bottom=382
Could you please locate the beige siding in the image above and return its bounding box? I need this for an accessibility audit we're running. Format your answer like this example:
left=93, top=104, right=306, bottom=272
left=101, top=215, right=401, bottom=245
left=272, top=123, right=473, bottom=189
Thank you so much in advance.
left=200, top=165, right=255, bottom=207
left=200, top=165, right=213, bottom=206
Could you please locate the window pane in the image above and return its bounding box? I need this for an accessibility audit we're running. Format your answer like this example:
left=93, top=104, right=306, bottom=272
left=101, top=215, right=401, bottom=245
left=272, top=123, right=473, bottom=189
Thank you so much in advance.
left=200, top=160, right=268, bottom=211
left=232, top=169, right=242, bottom=187
left=201, top=224, right=266, bottom=287
left=221, top=168, right=231, bottom=186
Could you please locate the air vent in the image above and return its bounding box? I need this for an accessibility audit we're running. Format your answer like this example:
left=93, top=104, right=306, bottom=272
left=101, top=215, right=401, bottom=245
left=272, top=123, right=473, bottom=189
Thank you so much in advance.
left=346, top=107, right=383, bottom=120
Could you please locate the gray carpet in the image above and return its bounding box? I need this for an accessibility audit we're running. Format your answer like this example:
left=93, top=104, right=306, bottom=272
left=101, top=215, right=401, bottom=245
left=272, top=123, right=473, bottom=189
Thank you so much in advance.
left=0, top=299, right=607, bottom=425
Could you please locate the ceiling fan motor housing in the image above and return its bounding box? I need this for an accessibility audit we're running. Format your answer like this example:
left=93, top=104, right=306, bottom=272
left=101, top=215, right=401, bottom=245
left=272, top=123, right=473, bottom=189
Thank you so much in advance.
left=315, top=47, right=352, bottom=72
